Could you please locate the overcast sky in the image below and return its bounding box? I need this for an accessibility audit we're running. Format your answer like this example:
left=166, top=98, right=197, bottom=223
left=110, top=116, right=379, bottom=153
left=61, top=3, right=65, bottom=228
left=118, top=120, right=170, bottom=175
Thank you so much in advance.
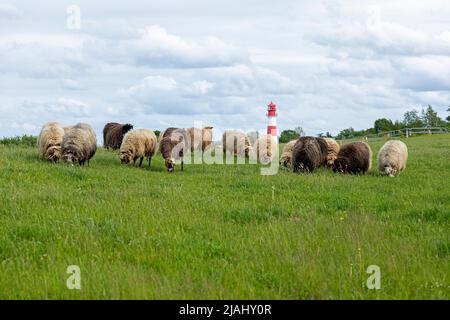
left=1, top=0, right=449, bottom=139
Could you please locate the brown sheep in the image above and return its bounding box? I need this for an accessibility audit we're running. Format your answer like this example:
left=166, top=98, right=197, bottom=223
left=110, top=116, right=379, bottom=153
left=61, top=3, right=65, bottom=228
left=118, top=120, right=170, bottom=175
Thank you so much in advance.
left=279, top=139, right=297, bottom=168
left=103, top=122, right=134, bottom=150
left=292, top=137, right=327, bottom=172
left=62, top=123, right=97, bottom=166
left=37, top=122, right=65, bottom=162
left=222, top=130, right=252, bottom=158
left=333, top=141, right=372, bottom=174
left=119, top=129, right=157, bottom=169
left=159, top=128, right=189, bottom=172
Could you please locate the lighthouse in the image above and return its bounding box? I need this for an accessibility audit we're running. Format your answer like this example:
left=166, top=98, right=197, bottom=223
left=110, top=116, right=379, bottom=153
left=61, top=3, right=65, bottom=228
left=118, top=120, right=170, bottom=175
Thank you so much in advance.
left=266, top=101, right=278, bottom=137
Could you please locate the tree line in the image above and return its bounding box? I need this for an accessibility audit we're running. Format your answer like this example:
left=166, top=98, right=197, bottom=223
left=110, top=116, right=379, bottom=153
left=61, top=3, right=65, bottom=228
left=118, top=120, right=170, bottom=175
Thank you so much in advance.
left=279, top=105, right=450, bottom=142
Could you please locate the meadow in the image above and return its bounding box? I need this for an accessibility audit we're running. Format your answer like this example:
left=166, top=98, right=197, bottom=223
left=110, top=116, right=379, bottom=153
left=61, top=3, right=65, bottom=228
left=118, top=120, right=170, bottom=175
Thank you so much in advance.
left=0, top=134, right=448, bottom=299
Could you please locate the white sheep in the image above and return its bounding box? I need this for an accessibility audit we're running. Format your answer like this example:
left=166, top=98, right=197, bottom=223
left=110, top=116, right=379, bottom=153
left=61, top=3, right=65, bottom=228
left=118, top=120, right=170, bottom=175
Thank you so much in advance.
left=120, top=129, right=157, bottom=169
left=377, top=140, right=408, bottom=177
left=38, top=122, right=65, bottom=162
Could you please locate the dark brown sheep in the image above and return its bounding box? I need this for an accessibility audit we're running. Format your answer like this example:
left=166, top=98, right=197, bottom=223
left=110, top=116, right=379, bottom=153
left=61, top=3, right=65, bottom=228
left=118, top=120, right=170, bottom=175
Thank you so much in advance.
left=333, top=141, right=372, bottom=174
left=159, top=128, right=189, bottom=172
left=103, top=122, right=133, bottom=150
left=292, top=137, right=327, bottom=172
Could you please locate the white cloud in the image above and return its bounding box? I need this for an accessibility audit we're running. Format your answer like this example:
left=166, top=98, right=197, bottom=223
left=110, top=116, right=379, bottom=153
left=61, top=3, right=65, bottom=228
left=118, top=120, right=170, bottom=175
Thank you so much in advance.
left=0, top=1, right=449, bottom=137
left=0, top=4, right=21, bottom=20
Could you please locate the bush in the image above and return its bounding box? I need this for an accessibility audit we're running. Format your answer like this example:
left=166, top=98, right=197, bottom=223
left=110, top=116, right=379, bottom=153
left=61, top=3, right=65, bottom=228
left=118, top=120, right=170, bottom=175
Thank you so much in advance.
left=0, top=135, right=37, bottom=147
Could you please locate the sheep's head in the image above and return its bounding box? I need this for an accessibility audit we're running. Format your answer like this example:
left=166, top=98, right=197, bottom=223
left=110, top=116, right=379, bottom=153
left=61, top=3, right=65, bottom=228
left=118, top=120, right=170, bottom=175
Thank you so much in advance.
left=333, top=157, right=350, bottom=173
left=383, top=164, right=396, bottom=177
left=165, top=157, right=176, bottom=172
left=280, top=155, right=291, bottom=168
left=45, top=145, right=62, bottom=162
left=120, top=150, right=133, bottom=165
left=327, top=158, right=336, bottom=167
left=62, top=150, right=78, bottom=166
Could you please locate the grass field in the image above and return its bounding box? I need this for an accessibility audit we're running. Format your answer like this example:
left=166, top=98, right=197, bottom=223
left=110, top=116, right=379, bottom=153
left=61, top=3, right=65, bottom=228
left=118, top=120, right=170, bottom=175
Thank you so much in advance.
left=0, top=134, right=449, bottom=299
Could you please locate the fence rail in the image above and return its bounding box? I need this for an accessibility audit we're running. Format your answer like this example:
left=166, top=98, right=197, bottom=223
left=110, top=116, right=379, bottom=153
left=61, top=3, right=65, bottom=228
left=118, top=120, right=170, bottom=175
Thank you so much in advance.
left=338, top=127, right=449, bottom=143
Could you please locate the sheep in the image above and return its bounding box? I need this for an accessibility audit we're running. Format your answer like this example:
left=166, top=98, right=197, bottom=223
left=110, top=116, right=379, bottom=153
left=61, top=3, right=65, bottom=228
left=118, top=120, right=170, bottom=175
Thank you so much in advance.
left=61, top=123, right=97, bottom=166
left=103, top=122, right=134, bottom=150
left=187, top=126, right=214, bottom=152
left=159, top=128, right=189, bottom=172
left=323, top=137, right=340, bottom=167
left=256, top=133, right=277, bottom=164
left=377, top=140, right=408, bottom=177
left=279, top=140, right=297, bottom=168
left=119, top=129, right=157, bottom=169
left=222, top=130, right=252, bottom=158
left=333, top=141, right=372, bottom=174
left=37, top=122, right=65, bottom=162
left=292, top=137, right=327, bottom=172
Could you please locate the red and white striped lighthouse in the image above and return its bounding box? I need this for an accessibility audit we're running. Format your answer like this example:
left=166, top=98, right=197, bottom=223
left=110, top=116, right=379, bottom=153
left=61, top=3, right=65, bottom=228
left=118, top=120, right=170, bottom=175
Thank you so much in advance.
left=266, top=101, right=278, bottom=137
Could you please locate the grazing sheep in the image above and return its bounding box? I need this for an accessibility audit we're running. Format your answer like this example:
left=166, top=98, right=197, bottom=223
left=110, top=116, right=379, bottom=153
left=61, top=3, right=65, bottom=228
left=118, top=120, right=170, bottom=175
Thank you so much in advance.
left=103, top=122, right=134, bottom=150
left=159, top=128, right=189, bottom=172
left=256, top=133, right=277, bottom=164
left=37, top=122, right=65, bottom=162
left=292, top=137, right=327, bottom=172
left=279, top=140, right=297, bottom=168
left=61, top=123, right=97, bottom=166
left=333, top=141, right=372, bottom=174
left=377, top=140, right=408, bottom=177
left=323, top=137, right=340, bottom=167
left=119, top=129, right=157, bottom=168
left=187, top=126, right=214, bottom=152
left=222, top=130, right=252, bottom=158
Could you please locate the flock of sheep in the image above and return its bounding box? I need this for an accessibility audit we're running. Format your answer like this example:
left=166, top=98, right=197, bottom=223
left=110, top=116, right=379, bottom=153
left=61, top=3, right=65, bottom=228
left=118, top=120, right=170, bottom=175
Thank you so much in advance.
left=281, top=136, right=408, bottom=176
left=37, top=121, right=408, bottom=176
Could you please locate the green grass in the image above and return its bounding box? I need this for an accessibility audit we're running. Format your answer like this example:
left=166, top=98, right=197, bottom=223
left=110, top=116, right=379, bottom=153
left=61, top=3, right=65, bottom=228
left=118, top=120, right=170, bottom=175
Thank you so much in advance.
left=0, top=134, right=449, bottom=299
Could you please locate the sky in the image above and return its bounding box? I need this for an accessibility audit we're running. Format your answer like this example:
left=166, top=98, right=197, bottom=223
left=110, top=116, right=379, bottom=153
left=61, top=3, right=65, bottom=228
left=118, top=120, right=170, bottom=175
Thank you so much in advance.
left=1, top=0, right=449, bottom=139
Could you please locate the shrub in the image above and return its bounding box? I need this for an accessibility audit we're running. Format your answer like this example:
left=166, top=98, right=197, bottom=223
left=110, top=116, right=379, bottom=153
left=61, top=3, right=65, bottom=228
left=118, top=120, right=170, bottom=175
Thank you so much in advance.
left=0, top=135, right=37, bottom=147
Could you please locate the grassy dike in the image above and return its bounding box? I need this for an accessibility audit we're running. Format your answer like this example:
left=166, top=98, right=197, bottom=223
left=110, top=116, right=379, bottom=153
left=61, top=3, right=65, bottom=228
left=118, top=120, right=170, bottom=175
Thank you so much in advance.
left=0, top=134, right=448, bottom=299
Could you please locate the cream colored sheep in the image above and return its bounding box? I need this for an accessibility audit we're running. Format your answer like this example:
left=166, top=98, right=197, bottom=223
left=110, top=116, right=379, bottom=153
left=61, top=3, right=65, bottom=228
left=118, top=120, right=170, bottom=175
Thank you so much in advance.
left=38, top=122, right=65, bottom=162
left=279, top=140, right=297, bottom=168
left=377, top=140, right=408, bottom=177
left=222, top=130, right=252, bottom=158
left=62, top=123, right=97, bottom=166
left=120, top=129, right=157, bottom=169
left=323, top=137, right=340, bottom=167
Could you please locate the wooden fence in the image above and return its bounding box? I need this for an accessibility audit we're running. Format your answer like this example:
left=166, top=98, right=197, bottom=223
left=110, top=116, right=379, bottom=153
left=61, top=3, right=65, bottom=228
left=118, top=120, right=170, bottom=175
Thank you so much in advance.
left=338, top=127, right=449, bottom=143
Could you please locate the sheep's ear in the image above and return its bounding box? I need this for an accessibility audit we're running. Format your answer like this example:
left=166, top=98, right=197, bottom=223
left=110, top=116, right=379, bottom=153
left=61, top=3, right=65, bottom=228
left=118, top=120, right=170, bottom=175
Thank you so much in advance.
left=204, top=126, right=213, bottom=130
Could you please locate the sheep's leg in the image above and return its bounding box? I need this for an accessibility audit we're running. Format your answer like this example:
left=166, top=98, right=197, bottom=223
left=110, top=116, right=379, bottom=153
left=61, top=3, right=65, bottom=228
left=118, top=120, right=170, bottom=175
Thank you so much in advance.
left=148, top=157, right=152, bottom=170
left=181, top=158, right=184, bottom=171
left=133, top=158, right=136, bottom=166
left=139, top=157, right=143, bottom=167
